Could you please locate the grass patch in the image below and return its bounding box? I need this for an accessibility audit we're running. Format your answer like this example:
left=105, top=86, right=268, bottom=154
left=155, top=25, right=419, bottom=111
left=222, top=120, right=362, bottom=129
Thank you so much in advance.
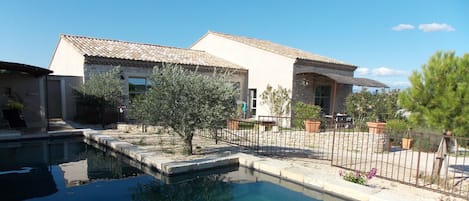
left=162, top=148, right=175, bottom=154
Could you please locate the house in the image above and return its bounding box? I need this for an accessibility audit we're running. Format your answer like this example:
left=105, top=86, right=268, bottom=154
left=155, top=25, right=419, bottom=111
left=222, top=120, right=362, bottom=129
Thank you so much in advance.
left=0, top=61, right=52, bottom=132
left=49, top=35, right=248, bottom=121
left=191, top=31, right=387, bottom=117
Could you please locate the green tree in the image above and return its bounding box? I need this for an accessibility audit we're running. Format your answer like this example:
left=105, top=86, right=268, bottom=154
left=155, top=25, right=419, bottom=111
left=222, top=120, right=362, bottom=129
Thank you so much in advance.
left=345, top=89, right=399, bottom=128
left=75, top=67, right=124, bottom=126
left=144, top=64, right=238, bottom=155
left=345, top=89, right=374, bottom=128
left=128, top=94, right=151, bottom=132
left=399, top=51, right=469, bottom=136
left=260, top=84, right=291, bottom=116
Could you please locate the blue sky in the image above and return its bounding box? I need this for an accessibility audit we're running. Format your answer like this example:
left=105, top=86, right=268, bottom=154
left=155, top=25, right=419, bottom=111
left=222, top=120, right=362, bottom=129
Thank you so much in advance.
left=1, top=0, right=467, bottom=88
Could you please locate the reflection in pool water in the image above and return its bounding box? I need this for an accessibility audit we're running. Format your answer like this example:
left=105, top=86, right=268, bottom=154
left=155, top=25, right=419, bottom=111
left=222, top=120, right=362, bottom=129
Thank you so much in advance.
left=0, top=137, right=346, bottom=201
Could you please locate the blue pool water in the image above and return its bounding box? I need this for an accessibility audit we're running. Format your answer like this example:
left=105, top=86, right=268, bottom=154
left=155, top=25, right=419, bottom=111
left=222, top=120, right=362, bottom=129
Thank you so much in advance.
left=0, top=137, right=347, bottom=201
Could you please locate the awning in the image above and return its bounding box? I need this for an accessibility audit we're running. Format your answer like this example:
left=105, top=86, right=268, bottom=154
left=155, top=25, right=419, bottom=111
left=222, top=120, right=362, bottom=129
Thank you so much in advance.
left=325, top=74, right=389, bottom=88
left=296, top=68, right=388, bottom=88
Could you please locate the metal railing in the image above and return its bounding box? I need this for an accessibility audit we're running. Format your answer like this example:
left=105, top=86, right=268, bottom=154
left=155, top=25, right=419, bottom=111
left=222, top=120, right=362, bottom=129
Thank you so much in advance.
left=197, top=116, right=469, bottom=198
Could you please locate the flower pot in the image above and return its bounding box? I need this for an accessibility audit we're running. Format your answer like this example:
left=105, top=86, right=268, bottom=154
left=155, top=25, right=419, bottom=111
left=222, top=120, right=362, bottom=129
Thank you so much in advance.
left=304, top=120, right=320, bottom=133
left=402, top=138, right=414, bottom=150
left=2, top=109, right=26, bottom=128
left=367, top=122, right=386, bottom=134
left=388, top=138, right=394, bottom=152
left=227, top=119, right=239, bottom=130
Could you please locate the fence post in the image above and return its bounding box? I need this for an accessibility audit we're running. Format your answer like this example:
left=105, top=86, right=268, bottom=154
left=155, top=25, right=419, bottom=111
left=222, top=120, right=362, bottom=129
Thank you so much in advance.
left=415, top=132, right=421, bottom=185
left=256, top=120, right=260, bottom=151
left=331, top=118, right=336, bottom=164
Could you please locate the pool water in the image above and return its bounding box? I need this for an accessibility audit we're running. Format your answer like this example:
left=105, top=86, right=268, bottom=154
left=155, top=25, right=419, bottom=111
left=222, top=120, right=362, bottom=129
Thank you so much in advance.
left=0, top=137, right=347, bottom=201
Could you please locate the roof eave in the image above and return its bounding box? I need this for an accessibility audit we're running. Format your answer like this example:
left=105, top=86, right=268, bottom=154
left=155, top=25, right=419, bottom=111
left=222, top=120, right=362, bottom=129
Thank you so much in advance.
left=294, top=58, right=357, bottom=71
left=83, top=56, right=248, bottom=72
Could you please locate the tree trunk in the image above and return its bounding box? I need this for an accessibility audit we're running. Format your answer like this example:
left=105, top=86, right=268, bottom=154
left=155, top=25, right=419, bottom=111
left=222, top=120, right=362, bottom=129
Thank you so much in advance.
left=432, top=134, right=450, bottom=178
left=183, top=133, right=194, bottom=155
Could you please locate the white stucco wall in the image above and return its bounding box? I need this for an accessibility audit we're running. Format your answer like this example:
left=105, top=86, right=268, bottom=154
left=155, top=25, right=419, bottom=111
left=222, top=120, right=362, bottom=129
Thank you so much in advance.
left=191, top=33, right=296, bottom=117
left=49, top=37, right=85, bottom=77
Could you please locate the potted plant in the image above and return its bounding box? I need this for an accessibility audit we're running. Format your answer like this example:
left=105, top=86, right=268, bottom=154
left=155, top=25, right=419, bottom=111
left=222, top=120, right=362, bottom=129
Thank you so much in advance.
left=401, top=129, right=414, bottom=149
left=227, top=103, right=243, bottom=130
left=367, top=121, right=387, bottom=134
left=292, top=101, right=321, bottom=133
left=226, top=119, right=239, bottom=130
left=2, top=100, right=26, bottom=128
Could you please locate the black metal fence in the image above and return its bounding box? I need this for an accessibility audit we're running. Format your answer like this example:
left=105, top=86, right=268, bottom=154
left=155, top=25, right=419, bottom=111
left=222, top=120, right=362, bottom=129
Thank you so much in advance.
left=198, top=116, right=469, bottom=199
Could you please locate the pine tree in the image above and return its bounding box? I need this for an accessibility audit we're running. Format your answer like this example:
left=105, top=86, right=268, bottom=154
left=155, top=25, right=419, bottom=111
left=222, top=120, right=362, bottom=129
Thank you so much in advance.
left=399, top=51, right=469, bottom=136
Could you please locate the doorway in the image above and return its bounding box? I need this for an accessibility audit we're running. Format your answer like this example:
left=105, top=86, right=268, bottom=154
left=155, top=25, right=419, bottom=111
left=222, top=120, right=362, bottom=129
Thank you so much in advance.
left=47, top=80, right=62, bottom=118
left=314, top=85, right=331, bottom=114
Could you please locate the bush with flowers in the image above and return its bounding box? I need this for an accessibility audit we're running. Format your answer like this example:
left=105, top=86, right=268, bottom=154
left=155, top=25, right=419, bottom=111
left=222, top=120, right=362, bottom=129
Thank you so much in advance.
left=339, top=168, right=377, bottom=185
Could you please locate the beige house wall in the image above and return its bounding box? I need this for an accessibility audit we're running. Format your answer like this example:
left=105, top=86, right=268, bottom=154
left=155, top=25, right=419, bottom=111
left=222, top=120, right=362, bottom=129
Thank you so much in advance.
left=49, top=38, right=85, bottom=77
left=191, top=33, right=296, bottom=117
left=0, top=74, right=47, bottom=129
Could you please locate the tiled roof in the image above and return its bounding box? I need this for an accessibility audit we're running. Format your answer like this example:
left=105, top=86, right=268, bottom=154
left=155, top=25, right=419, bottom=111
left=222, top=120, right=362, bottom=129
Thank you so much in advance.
left=208, top=31, right=355, bottom=67
left=61, top=35, right=246, bottom=70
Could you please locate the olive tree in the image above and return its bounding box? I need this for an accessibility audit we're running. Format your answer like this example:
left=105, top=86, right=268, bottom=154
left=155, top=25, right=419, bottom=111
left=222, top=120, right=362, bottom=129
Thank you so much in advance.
left=75, top=67, right=124, bottom=126
left=144, top=64, right=238, bottom=154
left=399, top=51, right=469, bottom=136
left=127, top=94, right=151, bottom=132
left=260, top=84, right=291, bottom=116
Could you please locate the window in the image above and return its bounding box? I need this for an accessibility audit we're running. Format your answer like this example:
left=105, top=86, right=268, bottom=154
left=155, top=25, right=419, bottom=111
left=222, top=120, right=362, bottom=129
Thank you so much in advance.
left=314, top=85, right=331, bottom=114
left=249, top=88, right=257, bottom=116
left=128, top=77, right=148, bottom=100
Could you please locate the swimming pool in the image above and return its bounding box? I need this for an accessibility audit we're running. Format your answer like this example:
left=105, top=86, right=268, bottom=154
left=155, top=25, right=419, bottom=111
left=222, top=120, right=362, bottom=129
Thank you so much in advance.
left=0, top=137, right=348, bottom=201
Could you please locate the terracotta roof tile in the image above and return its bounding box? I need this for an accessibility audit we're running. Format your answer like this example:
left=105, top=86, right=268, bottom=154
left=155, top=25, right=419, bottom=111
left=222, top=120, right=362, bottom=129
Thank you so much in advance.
left=61, top=35, right=246, bottom=70
left=208, top=31, right=355, bottom=66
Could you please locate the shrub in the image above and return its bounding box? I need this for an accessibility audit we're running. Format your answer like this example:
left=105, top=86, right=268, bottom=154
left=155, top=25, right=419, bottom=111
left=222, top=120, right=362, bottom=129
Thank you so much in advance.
left=339, top=168, right=377, bottom=185
left=385, top=119, right=409, bottom=135
left=292, top=101, right=321, bottom=128
left=6, top=100, right=24, bottom=111
left=345, top=89, right=400, bottom=128
left=74, top=67, right=123, bottom=126
left=260, top=84, right=291, bottom=116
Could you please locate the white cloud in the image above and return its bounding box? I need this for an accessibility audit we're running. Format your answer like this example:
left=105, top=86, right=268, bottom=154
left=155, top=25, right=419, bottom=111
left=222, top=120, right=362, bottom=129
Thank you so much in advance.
left=392, top=24, right=415, bottom=31
left=418, top=23, right=455, bottom=32
left=372, top=67, right=407, bottom=76
left=356, top=68, right=370, bottom=75
left=389, top=81, right=411, bottom=88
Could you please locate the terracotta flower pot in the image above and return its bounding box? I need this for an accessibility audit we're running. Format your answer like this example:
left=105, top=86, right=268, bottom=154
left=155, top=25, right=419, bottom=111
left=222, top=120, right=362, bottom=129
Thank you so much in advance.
left=227, top=119, right=239, bottom=130
left=402, top=138, right=414, bottom=150
left=367, top=122, right=386, bottom=134
left=304, top=120, right=320, bottom=133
